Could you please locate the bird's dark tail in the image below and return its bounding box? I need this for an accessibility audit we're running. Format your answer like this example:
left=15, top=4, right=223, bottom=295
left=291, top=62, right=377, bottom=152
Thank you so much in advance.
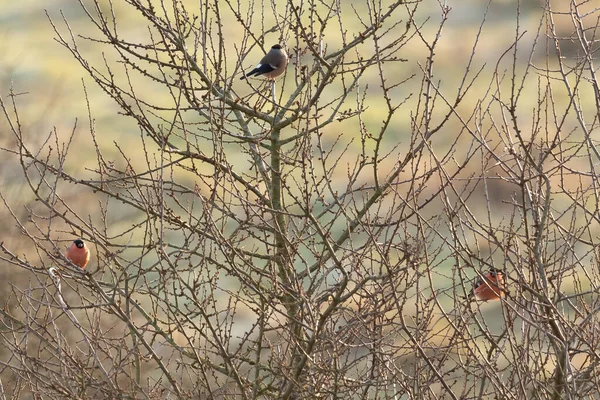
left=240, top=69, right=259, bottom=80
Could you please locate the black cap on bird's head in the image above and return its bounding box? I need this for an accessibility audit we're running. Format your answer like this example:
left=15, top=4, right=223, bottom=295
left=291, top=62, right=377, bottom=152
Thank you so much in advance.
left=272, top=44, right=282, bottom=50
left=488, top=268, right=504, bottom=277
left=74, top=239, right=85, bottom=249
left=473, top=268, right=503, bottom=287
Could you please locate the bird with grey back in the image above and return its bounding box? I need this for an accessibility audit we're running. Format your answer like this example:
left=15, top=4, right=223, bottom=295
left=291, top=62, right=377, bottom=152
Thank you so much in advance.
left=240, top=44, right=288, bottom=80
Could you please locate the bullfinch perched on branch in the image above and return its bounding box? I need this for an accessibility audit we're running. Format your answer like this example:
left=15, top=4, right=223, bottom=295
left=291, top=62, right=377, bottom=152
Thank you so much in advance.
left=471, top=269, right=505, bottom=301
left=65, top=239, right=90, bottom=269
left=240, top=44, right=288, bottom=80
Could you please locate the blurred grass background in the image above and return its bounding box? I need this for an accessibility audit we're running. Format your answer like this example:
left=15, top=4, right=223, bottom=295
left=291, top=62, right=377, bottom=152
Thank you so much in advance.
left=1, top=2, right=599, bottom=395
left=0, top=0, right=597, bottom=311
left=0, top=0, right=582, bottom=173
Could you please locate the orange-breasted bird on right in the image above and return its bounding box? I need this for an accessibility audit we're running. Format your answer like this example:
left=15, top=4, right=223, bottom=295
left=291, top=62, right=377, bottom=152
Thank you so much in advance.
left=470, top=269, right=505, bottom=301
left=65, top=239, right=90, bottom=269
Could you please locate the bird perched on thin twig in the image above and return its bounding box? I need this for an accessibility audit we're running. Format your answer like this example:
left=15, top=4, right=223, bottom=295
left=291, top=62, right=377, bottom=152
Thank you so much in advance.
left=470, top=269, right=505, bottom=301
left=240, top=44, right=288, bottom=80
left=65, top=239, right=90, bottom=269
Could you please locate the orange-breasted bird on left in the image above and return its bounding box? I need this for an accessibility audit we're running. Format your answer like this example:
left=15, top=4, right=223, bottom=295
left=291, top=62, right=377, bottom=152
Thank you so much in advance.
left=65, top=239, right=90, bottom=269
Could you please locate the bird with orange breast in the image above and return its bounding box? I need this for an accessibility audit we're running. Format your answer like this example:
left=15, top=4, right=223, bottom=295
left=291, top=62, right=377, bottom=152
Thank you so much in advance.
left=471, top=269, right=505, bottom=301
left=65, top=239, right=90, bottom=269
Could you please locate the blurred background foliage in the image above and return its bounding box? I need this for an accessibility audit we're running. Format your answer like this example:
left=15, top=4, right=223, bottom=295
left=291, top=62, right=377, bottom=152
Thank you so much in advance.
left=0, top=0, right=595, bottom=329
left=1, top=0, right=600, bottom=397
left=2, top=0, right=588, bottom=257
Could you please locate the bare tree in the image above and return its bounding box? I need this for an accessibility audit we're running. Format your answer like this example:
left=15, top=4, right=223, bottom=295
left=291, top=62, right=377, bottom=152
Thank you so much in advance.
left=1, top=0, right=600, bottom=398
